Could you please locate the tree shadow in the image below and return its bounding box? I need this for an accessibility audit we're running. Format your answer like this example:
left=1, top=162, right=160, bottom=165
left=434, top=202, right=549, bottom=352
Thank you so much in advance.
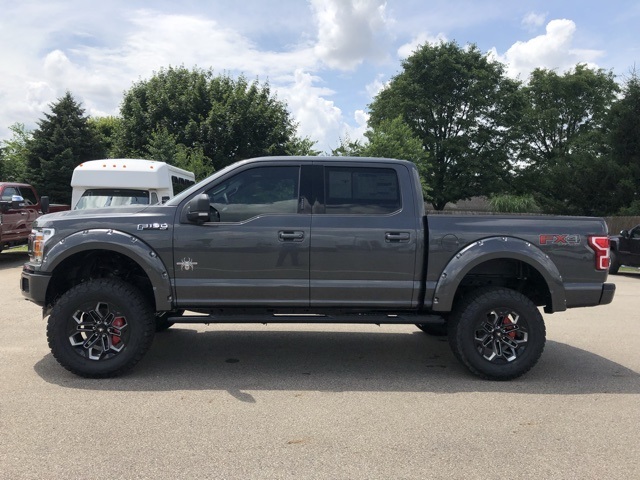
left=34, top=327, right=640, bottom=399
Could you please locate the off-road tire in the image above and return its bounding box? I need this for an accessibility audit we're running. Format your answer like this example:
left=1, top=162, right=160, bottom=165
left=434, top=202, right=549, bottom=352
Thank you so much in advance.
left=448, top=287, right=546, bottom=381
left=47, top=278, right=155, bottom=378
left=609, top=251, right=620, bottom=275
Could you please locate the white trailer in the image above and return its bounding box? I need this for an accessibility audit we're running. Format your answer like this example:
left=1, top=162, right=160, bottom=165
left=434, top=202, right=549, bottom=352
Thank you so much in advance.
left=71, top=159, right=195, bottom=210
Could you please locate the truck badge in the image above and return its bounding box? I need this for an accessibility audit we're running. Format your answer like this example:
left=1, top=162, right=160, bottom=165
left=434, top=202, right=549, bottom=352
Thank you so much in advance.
left=137, top=223, right=169, bottom=230
left=177, top=258, right=198, bottom=271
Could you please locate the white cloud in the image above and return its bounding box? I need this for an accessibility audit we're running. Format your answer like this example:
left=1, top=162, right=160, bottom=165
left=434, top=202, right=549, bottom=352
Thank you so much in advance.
left=365, top=74, right=387, bottom=98
left=311, top=0, right=392, bottom=70
left=279, top=70, right=344, bottom=153
left=521, top=12, right=547, bottom=32
left=398, top=31, right=447, bottom=59
left=494, top=19, right=605, bottom=79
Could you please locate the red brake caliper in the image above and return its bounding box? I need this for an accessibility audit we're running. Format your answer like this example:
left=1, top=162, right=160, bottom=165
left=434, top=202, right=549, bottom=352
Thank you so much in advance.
left=502, top=315, right=516, bottom=339
left=112, top=317, right=125, bottom=345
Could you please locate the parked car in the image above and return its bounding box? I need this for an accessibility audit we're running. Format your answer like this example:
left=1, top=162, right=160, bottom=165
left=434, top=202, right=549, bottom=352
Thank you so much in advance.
left=0, top=182, right=69, bottom=253
left=21, top=156, right=614, bottom=380
left=609, top=225, right=640, bottom=273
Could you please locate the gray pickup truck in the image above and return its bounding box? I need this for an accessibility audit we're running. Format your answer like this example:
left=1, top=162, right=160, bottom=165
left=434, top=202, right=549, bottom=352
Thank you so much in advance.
left=21, top=156, right=615, bottom=380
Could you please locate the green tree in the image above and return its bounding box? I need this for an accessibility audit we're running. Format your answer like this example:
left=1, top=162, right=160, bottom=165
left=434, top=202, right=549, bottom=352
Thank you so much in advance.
left=26, top=92, right=105, bottom=203
left=369, top=41, right=521, bottom=210
left=117, top=66, right=311, bottom=171
left=88, top=116, right=121, bottom=158
left=608, top=70, right=640, bottom=213
left=516, top=65, right=620, bottom=214
left=0, top=123, right=31, bottom=182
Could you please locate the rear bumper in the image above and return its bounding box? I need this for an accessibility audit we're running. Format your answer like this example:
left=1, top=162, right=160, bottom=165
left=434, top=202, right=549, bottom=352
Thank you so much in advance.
left=20, top=267, right=50, bottom=307
left=599, top=283, right=616, bottom=305
left=564, top=282, right=615, bottom=309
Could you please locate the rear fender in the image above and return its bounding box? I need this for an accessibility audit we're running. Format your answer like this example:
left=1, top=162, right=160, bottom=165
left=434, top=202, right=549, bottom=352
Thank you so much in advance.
left=431, top=236, right=565, bottom=313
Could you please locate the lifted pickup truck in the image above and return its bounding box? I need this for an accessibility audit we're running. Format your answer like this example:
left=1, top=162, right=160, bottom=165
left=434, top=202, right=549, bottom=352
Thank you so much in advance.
left=0, top=182, right=68, bottom=253
left=21, top=156, right=615, bottom=380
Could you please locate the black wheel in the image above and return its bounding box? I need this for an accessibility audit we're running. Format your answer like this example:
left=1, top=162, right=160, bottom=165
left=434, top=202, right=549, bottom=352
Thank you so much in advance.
left=609, top=251, right=620, bottom=274
left=415, top=321, right=448, bottom=336
left=448, top=287, right=546, bottom=380
left=47, top=278, right=156, bottom=378
left=155, top=309, right=184, bottom=332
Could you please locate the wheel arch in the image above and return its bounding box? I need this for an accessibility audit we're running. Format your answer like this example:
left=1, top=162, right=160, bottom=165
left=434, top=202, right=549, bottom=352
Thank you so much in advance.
left=431, top=236, right=565, bottom=313
left=42, top=229, right=172, bottom=314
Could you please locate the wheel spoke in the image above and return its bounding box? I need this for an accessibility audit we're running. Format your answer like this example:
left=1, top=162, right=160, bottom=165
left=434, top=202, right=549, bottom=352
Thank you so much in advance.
left=474, top=308, right=529, bottom=363
left=67, top=304, right=128, bottom=361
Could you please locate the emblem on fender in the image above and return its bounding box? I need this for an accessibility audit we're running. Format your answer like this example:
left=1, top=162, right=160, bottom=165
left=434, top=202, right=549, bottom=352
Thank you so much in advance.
left=177, top=258, right=198, bottom=271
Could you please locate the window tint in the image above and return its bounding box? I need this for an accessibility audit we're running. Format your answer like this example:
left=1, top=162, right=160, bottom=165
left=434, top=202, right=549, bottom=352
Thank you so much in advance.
left=206, top=166, right=300, bottom=222
left=324, top=167, right=401, bottom=214
left=18, top=187, right=37, bottom=205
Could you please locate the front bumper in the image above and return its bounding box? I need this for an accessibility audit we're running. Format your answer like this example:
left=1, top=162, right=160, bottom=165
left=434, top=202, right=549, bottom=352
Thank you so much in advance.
left=20, top=266, right=51, bottom=307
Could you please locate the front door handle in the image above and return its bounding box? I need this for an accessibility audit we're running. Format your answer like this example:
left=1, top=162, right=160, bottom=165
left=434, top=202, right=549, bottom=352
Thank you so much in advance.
left=279, top=231, right=305, bottom=242
left=385, top=232, right=410, bottom=243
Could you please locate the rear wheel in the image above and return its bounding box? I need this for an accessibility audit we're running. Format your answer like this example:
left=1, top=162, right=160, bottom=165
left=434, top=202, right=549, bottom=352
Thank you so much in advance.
left=609, top=251, right=620, bottom=274
left=47, top=278, right=156, bottom=378
left=448, top=287, right=545, bottom=380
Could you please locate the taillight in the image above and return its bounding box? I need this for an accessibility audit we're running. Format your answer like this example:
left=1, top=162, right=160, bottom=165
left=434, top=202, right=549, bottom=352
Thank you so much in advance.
left=588, top=235, right=610, bottom=271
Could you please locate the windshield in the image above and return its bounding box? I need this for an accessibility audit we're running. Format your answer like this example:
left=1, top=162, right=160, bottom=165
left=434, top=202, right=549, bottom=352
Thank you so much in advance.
left=75, top=189, right=152, bottom=210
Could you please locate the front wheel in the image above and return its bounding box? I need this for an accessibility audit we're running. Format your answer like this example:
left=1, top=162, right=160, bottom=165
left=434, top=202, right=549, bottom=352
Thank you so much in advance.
left=448, top=287, right=546, bottom=380
left=47, top=278, right=156, bottom=378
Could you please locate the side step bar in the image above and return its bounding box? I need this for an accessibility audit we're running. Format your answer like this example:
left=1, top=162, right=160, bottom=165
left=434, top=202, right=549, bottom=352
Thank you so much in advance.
left=167, top=313, right=445, bottom=325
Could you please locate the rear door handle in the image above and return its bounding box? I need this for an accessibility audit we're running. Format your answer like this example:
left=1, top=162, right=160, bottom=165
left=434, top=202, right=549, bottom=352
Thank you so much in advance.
left=279, top=231, right=305, bottom=242
left=385, top=232, right=410, bottom=243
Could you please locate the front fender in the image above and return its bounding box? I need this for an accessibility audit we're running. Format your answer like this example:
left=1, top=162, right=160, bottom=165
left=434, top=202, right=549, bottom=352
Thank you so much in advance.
left=431, top=236, right=565, bottom=313
left=42, top=229, right=173, bottom=311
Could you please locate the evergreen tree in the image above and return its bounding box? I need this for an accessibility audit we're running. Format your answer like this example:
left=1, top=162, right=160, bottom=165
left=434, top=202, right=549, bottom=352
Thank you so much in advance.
left=26, top=92, right=105, bottom=203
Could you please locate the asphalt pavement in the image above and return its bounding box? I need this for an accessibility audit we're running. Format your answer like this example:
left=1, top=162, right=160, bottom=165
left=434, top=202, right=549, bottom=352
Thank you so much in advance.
left=1, top=249, right=639, bottom=479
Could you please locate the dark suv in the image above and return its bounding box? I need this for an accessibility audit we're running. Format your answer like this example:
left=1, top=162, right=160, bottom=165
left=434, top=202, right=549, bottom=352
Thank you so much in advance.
left=609, top=225, right=640, bottom=273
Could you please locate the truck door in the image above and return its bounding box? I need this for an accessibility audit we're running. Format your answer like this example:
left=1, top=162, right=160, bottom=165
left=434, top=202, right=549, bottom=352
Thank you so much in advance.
left=309, top=163, right=419, bottom=308
left=627, top=225, right=640, bottom=264
left=172, top=164, right=310, bottom=307
left=0, top=186, right=22, bottom=241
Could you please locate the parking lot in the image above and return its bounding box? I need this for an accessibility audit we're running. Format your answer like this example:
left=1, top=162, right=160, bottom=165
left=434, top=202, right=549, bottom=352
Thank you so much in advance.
left=1, top=249, right=639, bottom=479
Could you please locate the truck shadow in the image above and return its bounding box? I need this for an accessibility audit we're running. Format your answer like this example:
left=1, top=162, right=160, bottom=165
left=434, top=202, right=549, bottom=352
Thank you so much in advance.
left=34, top=327, right=640, bottom=398
left=0, top=250, right=28, bottom=270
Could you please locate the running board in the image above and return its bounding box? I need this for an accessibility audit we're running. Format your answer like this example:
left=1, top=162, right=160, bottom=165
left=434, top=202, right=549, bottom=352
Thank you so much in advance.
left=167, top=313, right=444, bottom=325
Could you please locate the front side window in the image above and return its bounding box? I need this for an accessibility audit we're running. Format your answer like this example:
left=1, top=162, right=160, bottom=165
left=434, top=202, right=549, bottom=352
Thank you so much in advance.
left=324, top=167, right=401, bottom=214
left=206, top=166, right=300, bottom=222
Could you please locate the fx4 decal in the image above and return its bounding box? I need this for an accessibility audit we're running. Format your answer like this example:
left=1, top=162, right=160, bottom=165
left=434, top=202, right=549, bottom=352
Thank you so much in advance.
left=539, top=234, right=580, bottom=246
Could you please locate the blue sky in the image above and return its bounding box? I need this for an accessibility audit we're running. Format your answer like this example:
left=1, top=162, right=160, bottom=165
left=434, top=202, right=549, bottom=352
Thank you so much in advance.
left=1, top=0, right=639, bottom=154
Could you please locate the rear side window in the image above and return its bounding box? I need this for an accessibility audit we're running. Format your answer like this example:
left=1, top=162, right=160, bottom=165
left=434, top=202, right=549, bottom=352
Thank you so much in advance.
left=324, top=167, right=401, bottom=214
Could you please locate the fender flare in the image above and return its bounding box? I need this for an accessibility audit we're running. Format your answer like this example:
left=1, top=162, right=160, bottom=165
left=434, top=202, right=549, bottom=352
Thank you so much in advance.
left=42, top=229, right=173, bottom=311
left=431, top=236, right=566, bottom=313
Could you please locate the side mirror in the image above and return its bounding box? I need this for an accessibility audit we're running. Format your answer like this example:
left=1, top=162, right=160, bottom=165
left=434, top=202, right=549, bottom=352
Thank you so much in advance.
left=186, top=194, right=211, bottom=224
left=161, top=196, right=170, bottom=204
left=620, top=229, right=629, bottom=238
left=40, top=195, right=50, bottom=214
left=11, top=195, right=24, bottom=210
